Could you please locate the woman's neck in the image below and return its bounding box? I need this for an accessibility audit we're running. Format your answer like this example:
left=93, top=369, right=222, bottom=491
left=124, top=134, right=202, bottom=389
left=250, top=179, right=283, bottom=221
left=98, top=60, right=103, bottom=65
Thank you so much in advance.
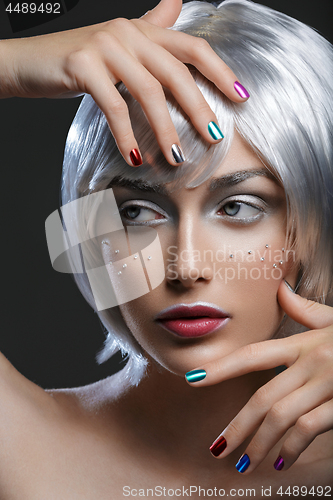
left=110, top=363, right=276, bottom=471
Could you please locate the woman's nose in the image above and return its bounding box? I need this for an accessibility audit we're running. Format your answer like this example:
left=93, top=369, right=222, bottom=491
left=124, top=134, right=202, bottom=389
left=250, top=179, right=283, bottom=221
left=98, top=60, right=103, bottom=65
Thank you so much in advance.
left=165, top=221, right=214, bottom=288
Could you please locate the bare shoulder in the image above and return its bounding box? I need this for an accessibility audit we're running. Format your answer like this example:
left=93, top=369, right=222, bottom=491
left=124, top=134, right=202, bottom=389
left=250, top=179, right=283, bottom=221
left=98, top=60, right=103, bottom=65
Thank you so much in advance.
left=0, top=350, right=58, bottom=414
left=0, top=351, right=61, bottom=492
left=0, top=348, right=126, bottom=430
left=0, top=357, right=126, bottom=499
left=0, top=351, right=65, bottom=457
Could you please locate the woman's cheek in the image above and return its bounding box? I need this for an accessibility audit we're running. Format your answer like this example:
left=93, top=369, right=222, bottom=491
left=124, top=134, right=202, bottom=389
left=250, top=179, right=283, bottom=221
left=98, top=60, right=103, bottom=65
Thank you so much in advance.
left=222, top=242, right=289, bottom=340
left=117, top=223, right=295, bottom=373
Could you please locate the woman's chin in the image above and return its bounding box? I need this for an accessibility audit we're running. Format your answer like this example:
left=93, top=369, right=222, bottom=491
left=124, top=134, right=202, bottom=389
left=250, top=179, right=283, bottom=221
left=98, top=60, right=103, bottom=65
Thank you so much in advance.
left=144, top=341, right=234, bottom=379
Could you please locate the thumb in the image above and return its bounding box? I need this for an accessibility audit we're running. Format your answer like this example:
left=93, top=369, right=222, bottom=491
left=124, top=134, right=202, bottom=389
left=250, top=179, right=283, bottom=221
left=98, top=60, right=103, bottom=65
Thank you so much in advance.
left=141, top=0, right=182, bottom=28
left=277, top=280, right=333, bottom=330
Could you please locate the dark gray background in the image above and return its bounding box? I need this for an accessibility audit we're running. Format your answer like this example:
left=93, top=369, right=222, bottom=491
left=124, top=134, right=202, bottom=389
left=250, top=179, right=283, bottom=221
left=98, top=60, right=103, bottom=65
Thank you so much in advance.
left=0, top=0, right=332, bottom=389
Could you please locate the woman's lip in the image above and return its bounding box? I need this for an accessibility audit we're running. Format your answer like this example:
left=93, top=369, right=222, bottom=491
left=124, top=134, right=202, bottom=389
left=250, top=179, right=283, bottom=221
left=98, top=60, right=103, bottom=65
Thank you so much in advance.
left=154, top=301, right=230, bottom=321
left=157, top=317, right=230, bottom=338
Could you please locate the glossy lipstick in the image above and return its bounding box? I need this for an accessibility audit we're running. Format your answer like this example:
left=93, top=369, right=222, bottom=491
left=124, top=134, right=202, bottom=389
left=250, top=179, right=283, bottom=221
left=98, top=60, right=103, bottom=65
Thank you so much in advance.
left=154, top=302, right=230, bottom=338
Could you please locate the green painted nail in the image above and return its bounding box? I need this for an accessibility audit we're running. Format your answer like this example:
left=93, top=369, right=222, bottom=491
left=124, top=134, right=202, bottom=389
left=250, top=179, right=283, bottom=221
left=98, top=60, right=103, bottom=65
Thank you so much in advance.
left=185, top=369, right=207, bottom=383
left=208, top=121, right=224, bottom=141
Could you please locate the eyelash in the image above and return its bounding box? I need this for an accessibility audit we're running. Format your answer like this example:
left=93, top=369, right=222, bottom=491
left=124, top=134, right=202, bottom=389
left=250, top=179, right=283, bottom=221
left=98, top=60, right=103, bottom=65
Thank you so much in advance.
left=119, top=198, right=264, bottom=225
left=217, top=200, right=263, bottom=221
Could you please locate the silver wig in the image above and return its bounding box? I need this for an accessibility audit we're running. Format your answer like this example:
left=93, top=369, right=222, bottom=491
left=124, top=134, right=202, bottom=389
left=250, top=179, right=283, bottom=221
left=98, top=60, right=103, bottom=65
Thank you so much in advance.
left=61, top=0, right=333, bottom=391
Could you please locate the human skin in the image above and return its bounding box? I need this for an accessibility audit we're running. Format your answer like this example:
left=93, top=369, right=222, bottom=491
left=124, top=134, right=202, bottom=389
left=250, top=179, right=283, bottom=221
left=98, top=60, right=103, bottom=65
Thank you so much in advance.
left=99, top=131, right=333, bottom=487
left=0, top=136, right=331, bottom=496
left=114, top=132, right=296, bottom=375
left=0, top=0, right=247, bottom=166
left=0, top=0, right=331, bottom=495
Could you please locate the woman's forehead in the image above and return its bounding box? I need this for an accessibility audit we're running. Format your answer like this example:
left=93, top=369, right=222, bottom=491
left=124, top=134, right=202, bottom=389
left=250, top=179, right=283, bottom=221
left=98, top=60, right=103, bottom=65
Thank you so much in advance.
left=108, top=132, right=273, bottom=197
left=211, top=131, right=263, bottom=176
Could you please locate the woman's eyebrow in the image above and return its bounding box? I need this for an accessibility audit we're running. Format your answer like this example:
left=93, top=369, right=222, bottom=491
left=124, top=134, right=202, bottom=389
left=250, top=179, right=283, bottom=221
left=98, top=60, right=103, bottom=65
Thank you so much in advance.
left=209, top=168, right=277, bottom=191
left=108, top=168, right=277, bottom=195
left=108, top=176, right=168, bottom=195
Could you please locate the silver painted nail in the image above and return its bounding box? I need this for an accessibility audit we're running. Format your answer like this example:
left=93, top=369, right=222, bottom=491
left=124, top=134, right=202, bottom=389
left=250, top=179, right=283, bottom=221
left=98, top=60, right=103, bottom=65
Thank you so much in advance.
left=171, top=144, right=185, bottom=164
left=284, top=280, right=295, bottom=293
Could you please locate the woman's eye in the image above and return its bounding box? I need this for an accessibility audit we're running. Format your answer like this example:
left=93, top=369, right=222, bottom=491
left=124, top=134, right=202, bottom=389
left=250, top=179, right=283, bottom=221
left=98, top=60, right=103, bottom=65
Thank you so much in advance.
left=122, top=205, right=164, bottom=222
left=220, top=201, right=261, bottom=218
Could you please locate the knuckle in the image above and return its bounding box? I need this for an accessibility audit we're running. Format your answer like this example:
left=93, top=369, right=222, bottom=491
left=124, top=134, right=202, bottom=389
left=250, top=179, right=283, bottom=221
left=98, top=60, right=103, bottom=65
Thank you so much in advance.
left=295, top=414, right=317, bottom=437
left=117, top=129, right=134, bottom=146
left=169, top=62, right=192, bottom=83
left=248, top=438, right=265, bottom=458
left=158, top=123, right=176, bottom=142
left=282, top=440, right=299, bottom=460
left=226, top=419, right=243, bottom=442
left=206, top=359, right=220, bottom=375
left=194, top=100, right=212, bottom=116
left=89, top=29, right=115, bottom=48
left=310, top=343, right=333, bottom=365
left=192, top=37, right=210, bottom=55
left=249, top=386, right=270, bottom=409
left=108, top=98, right=127, bottom=117
left=242, top=343, right=261, bottom=363
left=266, top=402, right=288, bottom=426
left=66, top=49, right=94, bottom=71
left=139, top=79, right=163, bottom=100
left=302, top=299, right=323, bottom=320
left=107, top=17, right=130, bottom=31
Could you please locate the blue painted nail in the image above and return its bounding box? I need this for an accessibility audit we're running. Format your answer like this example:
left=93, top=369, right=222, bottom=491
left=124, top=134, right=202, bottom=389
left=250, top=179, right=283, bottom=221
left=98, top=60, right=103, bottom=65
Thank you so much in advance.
left=185, top=369, right=206, bottom=383
left=236, top=454, right=250, bottom=473
left=208, top=121, right=224, bottom=141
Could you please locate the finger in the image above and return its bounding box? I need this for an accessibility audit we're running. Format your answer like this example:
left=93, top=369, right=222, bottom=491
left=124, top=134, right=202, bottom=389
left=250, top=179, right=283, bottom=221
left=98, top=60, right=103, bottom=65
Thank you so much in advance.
left=231, top=377, right=332, bottom=474
left=103, top=43, right=186, bottom=165
left=275, top=399, right=333, bottom=471
left=209, top=362, right=307, bottom=459
left=75, top=56, right=143, bottom=167
left=278, top=280, right=333, bottom=330
left=135, top=37, right=224, bottom=144
left=185, top=337, right=298, bottom=387
left=138, top=23, right=250, bottom=103
left=142, top=0, right=182, bottom=28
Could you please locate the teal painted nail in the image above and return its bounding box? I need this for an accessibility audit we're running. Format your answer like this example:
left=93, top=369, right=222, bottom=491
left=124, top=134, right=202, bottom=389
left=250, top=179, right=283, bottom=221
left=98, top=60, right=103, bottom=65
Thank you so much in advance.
left=185, top=369, right=206, bottom=383
left=208, top=121, right=224, bottom=140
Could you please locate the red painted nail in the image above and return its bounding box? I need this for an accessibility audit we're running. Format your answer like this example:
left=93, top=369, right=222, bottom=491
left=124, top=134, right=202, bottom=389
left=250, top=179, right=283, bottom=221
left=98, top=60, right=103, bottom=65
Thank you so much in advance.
left=210, top=435, right=227, bottom=457
left=130, top=149, right=143, bottom=166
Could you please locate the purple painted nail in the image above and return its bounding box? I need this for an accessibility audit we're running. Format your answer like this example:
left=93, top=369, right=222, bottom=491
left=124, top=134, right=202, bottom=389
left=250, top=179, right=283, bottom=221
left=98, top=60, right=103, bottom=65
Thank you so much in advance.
left=274, top=455, right=284, bottom=471
left=234, top=81, right=250, bottom=99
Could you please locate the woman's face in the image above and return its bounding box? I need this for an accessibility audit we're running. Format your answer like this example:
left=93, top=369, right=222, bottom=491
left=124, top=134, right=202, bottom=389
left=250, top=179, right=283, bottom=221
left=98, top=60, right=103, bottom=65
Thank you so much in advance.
left=107, top=133, right=298, bottom=375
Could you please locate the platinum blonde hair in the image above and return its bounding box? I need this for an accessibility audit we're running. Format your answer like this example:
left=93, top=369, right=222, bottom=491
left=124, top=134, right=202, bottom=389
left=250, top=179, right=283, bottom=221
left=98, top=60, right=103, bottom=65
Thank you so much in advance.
left=61, top=0, right=333, bottom=391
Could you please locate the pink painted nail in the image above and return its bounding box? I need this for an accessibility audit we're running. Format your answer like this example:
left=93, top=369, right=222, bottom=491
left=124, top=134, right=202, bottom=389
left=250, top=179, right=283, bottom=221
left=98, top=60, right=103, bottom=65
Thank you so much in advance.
left=234, top=81, right=250, bottom=99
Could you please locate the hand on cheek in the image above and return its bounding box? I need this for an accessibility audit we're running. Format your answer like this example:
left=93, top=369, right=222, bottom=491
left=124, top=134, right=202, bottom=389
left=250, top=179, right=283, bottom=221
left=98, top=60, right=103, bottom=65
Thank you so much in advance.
left=185, top=280, right=333, bottom=474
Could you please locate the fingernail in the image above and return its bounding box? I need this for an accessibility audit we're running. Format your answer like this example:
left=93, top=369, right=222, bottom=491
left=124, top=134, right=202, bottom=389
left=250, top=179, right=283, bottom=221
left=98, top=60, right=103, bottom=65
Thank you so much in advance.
left=236, top=454, right=250, bottom=473
left=185, top=369, right=206, bottom=383
left=130, top=149, right=143, bottom=166
left=210, top=435, right=227, bottom=457
left=208, top=121, right=224, bottom=141
left=274, top=455, right=284, bottom=471
left=234, top=81, right=250, bottom=99
left=171, top=144, right=185, bottom=163
left=284, top=280, right=295, bottom=293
